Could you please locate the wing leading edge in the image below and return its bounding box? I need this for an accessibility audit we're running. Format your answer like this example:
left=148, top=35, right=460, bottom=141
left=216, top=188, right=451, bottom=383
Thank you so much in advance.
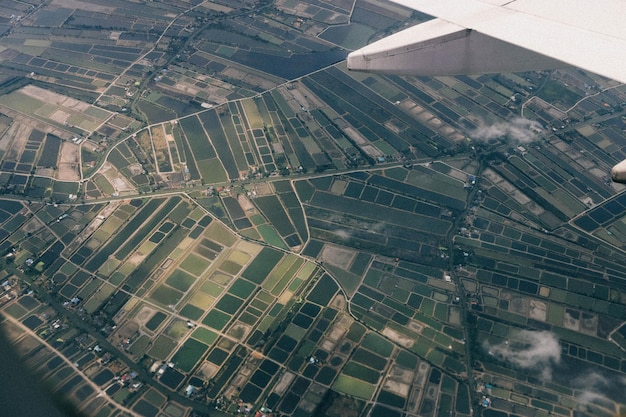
left=347, top=0, right=626, bottom=84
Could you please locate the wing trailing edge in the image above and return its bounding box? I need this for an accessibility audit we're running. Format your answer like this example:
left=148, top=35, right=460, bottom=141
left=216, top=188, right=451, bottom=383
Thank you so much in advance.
left=347, top=19, right=564, bottom=76
left=348, top=0, right=626, bottom=83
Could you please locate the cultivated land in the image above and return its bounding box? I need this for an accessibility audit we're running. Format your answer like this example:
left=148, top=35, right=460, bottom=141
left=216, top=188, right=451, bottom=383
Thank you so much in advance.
left=0, top=1, right=626, bottom=417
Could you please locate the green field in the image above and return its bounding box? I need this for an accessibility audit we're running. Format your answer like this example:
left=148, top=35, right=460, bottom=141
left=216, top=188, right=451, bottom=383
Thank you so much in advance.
left=241, top=247, right=284, bottom=284
left=0, top=91, right=44, bottom=115
left=361, top=332, right=394, bottom=357
left=342, top=362, right=381, bottom=384
left=166, top=269, right=197, bottom=292
left=201, top=280, right=224, bottom=297
left=165, top=320, right=190, bottom=340
left=215, top=294, right=243, bottom=314
left=83, top=282, right=116, bottom=314
left=145, top=311, right=168, bottom=331
left=181, top=299, right=205, bottom=317
left=262, top=255, right=301, bottom=291
left=202, top=309, right=231, bottom=330
left=151, top=285, right=184, bottom=306
left=171, top=339, right=209, bottom=372
left=257, top=224, right=287, bottom=249
left=206, top=222, right=237, bottom=246
left=307, top=274, right=338, bottom=305
left=179, top=116, right=215, bottom=160
left=220, top=260, right=243, bottom=275
left=228, top=278, right=257, bottom=299
left=148, top=335, right=177, bottom=360
left=179, top=254, right=210, bottom=276
left=196, top=158, right=227, bottom=183
left=333, top=375, right=376, bottom=399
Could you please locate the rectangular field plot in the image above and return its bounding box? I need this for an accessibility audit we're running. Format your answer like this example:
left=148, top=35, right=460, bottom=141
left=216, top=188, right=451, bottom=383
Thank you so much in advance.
left=188, top=291, right=215, bottom=310
left=241, top=247, right=284, bottom=284
left=201, top=281, right=225, bottom=297
left=165, top=269, right=197, bottom=292
left=205, top=221, right=238, bottom=247
left=215, top=294, right=243, bottom=315
left=179, top=253, right=210, bottom=276
left=179, top=304, right=204, bottom=321
left=196, top=159, right=227, bottom=183
left=179, top=115, right=216, bottom=160
left=310, top=191, right=451, bottom=234
left=342, top=361, right=381, bottom=384
left=150, top=285, right=184, bottom=306
left=332, top=375, right=376, bottom=399
left=0, top=86, right=112, bottom=134
left=254, top=195, right=296, bottom=237
left=228, top=278, right=257, bottom=299
left=198, top=110, right=240, bottom=179
left=192, top=327, right=218, bottom=345
left=256, top=224, right=287, bottom=249
left=148, top=335, right=177, bottom=361
left=202, top=309, right=231, bottom=331
left=171, top=339, right=209, bottom=372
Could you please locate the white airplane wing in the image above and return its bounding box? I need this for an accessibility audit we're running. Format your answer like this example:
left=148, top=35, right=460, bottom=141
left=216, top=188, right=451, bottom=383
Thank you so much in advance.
left=347, top=0, right=626, bottom=83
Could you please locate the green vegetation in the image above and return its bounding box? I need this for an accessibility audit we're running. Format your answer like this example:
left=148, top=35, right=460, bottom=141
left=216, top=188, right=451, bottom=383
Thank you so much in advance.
left=333, top=375, right=376, bottom=399
left=241, top=247, right=283, bottom=284
left=166, top=269, right=196, bottom=292
left=171, top=339, right=209, bottom=372
left=2, top=4, right=626, bottom=417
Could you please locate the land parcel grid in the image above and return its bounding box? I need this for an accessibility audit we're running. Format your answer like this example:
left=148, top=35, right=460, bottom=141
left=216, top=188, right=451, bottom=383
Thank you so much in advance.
left=54, top=197, right=194, bottom=311
left=297, top=166, right=465, bottom=267
left=453, top=173, right=626, bottom=416
left=224, top=100, right=265, bottom=174
left=190, top=7, right=346, bottom=81
left=239, top=97, right=282, bottom=173
left=98, top=210, right=321, bottom=394
left=198, top=268, right=334, bottom=411
left=302, top=66, right=457, bottom=159
left=0, top=85, right=112, bottom=135
left=350, top=257, right=467, bottom=371
left=178, top=114, right=227, bottom=183
left=253, top=194, right=301, bottom=248
left=197, top=109, right=241, bottom=180
left=111, top=140, right=150, bottom=185
left=0, top=0, right=181, bottom=95
left=274, top=180, right=308, bottom=244
left=0, top=85, right=117, bottom=189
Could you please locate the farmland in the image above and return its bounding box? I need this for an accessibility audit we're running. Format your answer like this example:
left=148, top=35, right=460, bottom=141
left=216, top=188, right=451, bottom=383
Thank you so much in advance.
left=1, top=1, right=626, bottom=417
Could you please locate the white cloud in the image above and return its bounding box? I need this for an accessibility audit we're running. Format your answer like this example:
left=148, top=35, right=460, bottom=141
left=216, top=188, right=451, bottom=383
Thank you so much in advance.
left=484, top=330, right=561, bottom=379
left=333, top=229, right=351, bottom=240
left=471, top=117, right=543, bottom=144
left=574, top=371, right=625, bottom=409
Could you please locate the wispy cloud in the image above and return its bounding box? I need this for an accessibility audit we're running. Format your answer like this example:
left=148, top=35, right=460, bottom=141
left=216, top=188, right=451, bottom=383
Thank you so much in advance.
left=471, top=117, right=543, bottom=144
left=483, top=330, right=626, bottom=411
left=333, top=229, right=351, bottom=240
left=574, top=371, right=626, bottom=410
left=484, top=330, right=560, bottom=379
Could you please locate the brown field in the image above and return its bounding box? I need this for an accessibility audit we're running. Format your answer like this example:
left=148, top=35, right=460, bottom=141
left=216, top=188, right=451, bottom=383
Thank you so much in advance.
left=150, top=124, right=172, bottom=172
left=58, top=141, right=80, bottom=181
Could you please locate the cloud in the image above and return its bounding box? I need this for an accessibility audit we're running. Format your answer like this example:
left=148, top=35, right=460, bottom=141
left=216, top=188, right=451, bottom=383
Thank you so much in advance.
left=333, top=229, right=351, bottom=239
left=577, top=387, right=614, bottom=409
left=484, top=330, right=560, bottom=379
left=471, top=117, right=544, bottom=144
left=574, top=371, right=625, bottom=410
left=367, top=222, right=386, bottom=233
left=483, top=331, right=626, bottom=410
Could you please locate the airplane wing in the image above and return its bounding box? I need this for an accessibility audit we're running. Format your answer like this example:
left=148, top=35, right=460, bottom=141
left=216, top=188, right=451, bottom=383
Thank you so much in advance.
left=347, top=0, right=626, bottom=83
